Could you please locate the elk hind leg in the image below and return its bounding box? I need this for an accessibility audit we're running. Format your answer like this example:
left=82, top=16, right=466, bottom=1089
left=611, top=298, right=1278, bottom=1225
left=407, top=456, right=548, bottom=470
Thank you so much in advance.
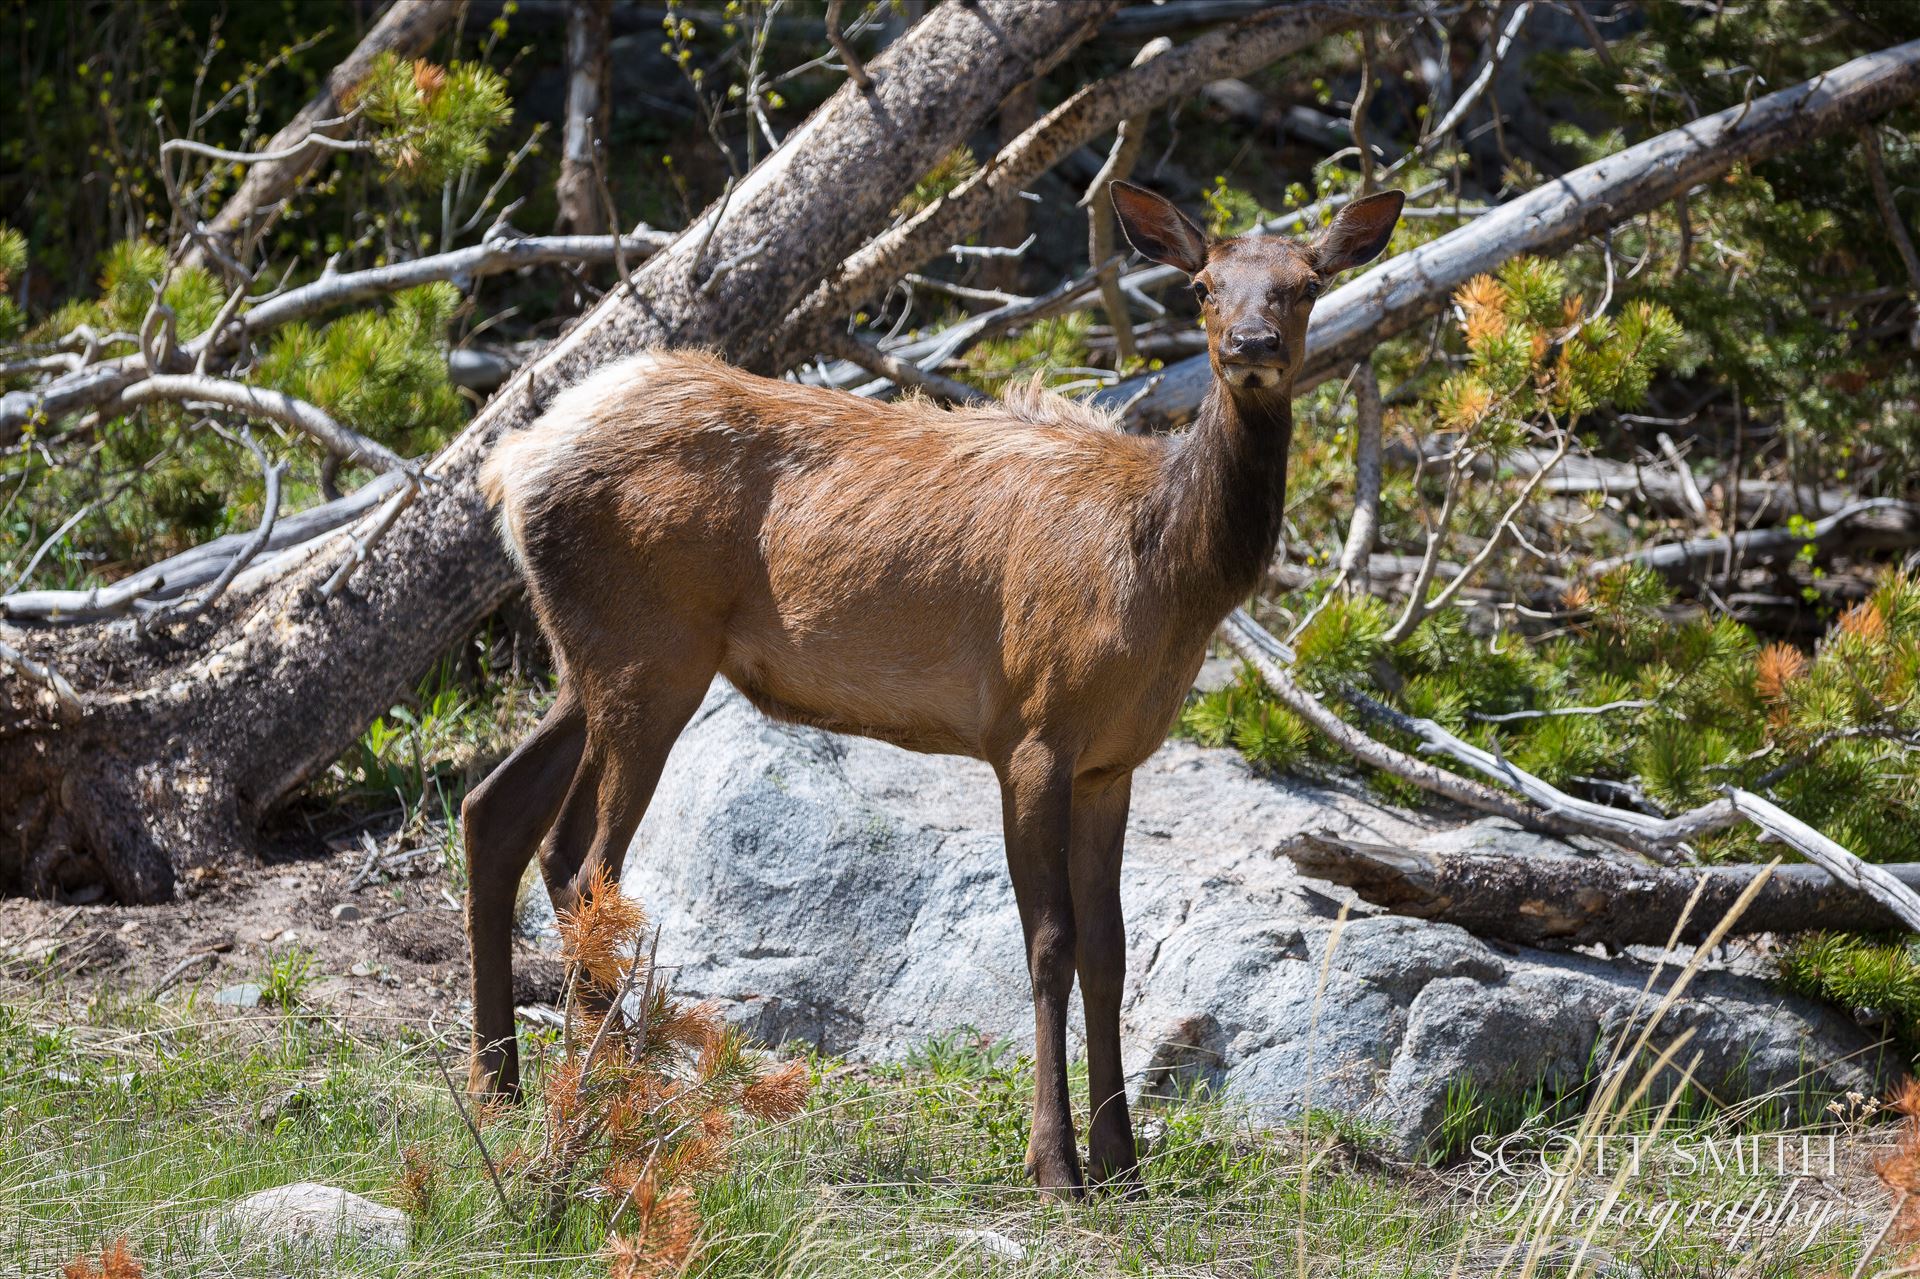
left=465, top=685, right=587, bottom=1098
left=539, top=661, right=713, bottom=975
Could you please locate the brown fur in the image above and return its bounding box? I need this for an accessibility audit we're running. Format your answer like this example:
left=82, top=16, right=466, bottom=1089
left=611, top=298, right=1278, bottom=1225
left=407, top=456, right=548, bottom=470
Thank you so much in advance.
left=463, top=183, right=1405, bottom=1199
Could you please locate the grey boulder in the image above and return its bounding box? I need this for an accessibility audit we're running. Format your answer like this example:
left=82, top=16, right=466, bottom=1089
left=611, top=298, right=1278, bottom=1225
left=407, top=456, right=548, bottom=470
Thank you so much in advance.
left=522, top=681, right=1891, bottom=1156
left=204, top=1181, right=408, bottom=1254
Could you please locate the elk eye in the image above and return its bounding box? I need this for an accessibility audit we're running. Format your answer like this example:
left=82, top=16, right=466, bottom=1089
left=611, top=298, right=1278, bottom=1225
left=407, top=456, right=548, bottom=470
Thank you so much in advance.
left=1192, top=280, right=1211, bottom=305
left=1303, top=278, right=1323, bottom=301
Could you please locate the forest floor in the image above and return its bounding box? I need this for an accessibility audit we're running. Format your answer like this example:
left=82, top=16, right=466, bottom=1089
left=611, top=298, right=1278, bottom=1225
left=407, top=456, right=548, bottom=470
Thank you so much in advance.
left=0, top=845, right=1903, bottom=1279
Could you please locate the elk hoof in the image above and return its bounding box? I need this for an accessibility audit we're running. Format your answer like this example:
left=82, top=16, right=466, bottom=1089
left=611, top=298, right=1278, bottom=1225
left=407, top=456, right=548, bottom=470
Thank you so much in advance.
left=1025, top=1142, right=1086, bottom=1200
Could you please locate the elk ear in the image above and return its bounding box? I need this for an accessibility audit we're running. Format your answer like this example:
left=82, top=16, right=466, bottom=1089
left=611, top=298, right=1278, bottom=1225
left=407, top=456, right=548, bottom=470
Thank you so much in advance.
left=1311, top=190, right=1406, bottom=276
left=1110, top=180, right=1209, bottom=276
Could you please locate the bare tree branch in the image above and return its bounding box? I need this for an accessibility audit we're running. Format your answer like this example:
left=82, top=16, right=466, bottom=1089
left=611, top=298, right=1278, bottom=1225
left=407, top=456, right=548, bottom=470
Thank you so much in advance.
left=817, top=330, right=986, bottom=404
left=119, top=375, right=412, bottom=475
left=825, top=0, right=874, bottom=92
left=183, top=0, right=463, bottom=269
left=1082, top=37, right=1172, bottom=370
left=772, top=2, right=1381, bottom=367
left=1334, top=359, right=1383, bottom=584
left=1860, top=122, right=1920, bottom=349
left=555, top=0, right=613, bottom=236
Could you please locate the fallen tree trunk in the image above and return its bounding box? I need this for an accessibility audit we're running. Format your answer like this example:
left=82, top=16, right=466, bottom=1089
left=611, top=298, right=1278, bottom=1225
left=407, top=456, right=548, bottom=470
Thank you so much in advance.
left=184, top=0, right=462, bottom=270
left=1097, top=37, right=1920, bottom=427
left=1286, top=831, right=1920, bottom=947
left=1591, top=498, right=1920, bottom=581
left=0, top=0, right=1115, bottom=903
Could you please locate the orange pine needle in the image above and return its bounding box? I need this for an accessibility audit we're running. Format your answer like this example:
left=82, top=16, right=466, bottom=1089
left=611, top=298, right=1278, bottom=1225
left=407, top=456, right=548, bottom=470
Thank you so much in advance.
left=741, top=1059, right=810, bottom=1121
left=557, top=867, right=649, bottom=991
left=1754, top=643, right=1808, bottom=699
left=63, top=1239, right=143, bottom=1279
left=1839, top=600, right=1889, bottom=644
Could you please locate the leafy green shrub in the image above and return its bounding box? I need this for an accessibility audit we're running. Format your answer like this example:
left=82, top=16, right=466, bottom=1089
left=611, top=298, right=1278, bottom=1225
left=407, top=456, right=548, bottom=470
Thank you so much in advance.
left=256, top=281, right=466, bottom=453
left=1778, top=932, right=1920, bottom=1060
left=356, top=53, right=514, bottom=188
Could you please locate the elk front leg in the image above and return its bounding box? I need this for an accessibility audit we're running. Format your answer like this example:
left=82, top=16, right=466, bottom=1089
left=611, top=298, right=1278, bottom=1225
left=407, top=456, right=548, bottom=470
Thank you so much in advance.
left=1072, top=772, right=1137, bottom=1189
left=997, top=739, right=1083, bottom=1198
left=464, top=686, right=587, bottom=1098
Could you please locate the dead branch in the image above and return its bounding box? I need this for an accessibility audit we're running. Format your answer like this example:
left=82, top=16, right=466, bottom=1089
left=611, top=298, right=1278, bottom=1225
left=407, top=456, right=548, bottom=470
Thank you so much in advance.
left=1285, top=831, right=1920, bottom=946
left=825, top=0, right=873, bottom=92
left=555, top=0, right=613, bottom=236
left=1, top=231, right=671, bottom=440
left=184, top=0, right=462, bottom=269
left=1859, top=123, right=1920, bottom=349
left=1591, top=498, right=1920, bottom=581
left=226, top=231, right=673, bottom=344
left=1227, top=611, right=1915, bottom=927
left=1334, top=360, right=1384, bottom=585
left=1388, top=0, right=1529, bottom=173
left=771, top=2, right=1381, bottom=367
left=1102, top=38, right=1920, bottom=426
left=119, top=375, right=412, bottom=476
left=158, top=429, right=287, bottom=624
left=0, top=638, right=82, bottom=712
left=1382, top=431, right=1569, bottom=643
left=1219, top=608, right=1553, bottom=830
left=0, top=472, right=405, bottom=622
left=817, top=331, right=986, bottom=404
left=1083, top=37, right=1172, bottom=369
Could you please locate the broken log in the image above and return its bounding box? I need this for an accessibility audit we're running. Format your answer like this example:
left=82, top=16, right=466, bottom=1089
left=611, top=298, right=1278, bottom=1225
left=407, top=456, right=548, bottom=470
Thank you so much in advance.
left=1098, top=37, right=1920, bottom=427
left=1286, top=831, right=1920, bottom=947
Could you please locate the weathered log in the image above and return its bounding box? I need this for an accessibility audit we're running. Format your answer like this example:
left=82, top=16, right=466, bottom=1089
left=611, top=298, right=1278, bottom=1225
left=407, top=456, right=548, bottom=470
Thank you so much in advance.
left=0, top=0, right=1117, bottom=903
left=1591, top=498, right=1920, bottom=581
left=1286, top=831, right=1920, bottom=947
left=1097, top=38, right=1920, bottom=427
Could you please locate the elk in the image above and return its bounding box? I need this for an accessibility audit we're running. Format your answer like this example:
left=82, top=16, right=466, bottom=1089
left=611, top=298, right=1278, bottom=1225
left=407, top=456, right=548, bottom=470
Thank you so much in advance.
left=463, top=181, right=1404, bottom=1196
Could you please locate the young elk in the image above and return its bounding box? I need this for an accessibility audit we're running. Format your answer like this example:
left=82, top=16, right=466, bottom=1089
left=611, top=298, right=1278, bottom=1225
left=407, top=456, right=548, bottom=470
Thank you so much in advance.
left=464, top=181, right=1404, bottom=1196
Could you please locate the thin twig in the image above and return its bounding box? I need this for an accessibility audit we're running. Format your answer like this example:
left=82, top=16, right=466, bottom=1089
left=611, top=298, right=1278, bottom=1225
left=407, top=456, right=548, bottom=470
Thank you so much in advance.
left=824, top=0, right=873, bottom=91
left=1861, top=124, right=1920, bottom=350
left=433, top=1053, right=514, bottom=1220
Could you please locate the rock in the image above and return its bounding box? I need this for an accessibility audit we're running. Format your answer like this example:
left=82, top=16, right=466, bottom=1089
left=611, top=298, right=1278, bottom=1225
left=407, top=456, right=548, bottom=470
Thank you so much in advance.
left=331, top=902, right=363, bottom=922
left=950, top=1228, right=1027, bottom=1261
left=257, top=1083, right=318, bottom=1131
left=213, top=983, right=263, bottom=1008
left=204, top=1182, right=407, bottom=1254
left=521, top=681, right=1894, bottom=1157
left=349, top=960, right=376, bottom=977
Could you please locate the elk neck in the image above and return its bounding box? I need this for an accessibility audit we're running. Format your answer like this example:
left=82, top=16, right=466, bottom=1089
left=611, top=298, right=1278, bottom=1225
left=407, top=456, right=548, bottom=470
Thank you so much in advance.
left=1149, top=376, right=1294, bottom=612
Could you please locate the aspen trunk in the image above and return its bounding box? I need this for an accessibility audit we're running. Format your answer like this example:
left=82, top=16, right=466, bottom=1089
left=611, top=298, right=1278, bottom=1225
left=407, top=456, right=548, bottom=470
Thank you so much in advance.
left=553, top=0, right=613, bottom=237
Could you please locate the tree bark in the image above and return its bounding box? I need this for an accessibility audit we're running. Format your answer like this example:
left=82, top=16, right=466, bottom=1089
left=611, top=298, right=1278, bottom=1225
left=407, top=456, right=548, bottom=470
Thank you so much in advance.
left=0, top=0, right=1116, bottom=903
left=1286, top=832, right=1920, bottom=947
left=183, top=0, right=463, bottom=271
left=1096, top=38, right=1920, bottom=428
left=554, top=0, right=613, bottom=236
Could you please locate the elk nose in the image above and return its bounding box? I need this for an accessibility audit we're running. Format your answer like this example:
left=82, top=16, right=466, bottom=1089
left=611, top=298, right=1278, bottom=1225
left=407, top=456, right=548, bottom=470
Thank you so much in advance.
left=1223, top=325, right=1280, bottom=361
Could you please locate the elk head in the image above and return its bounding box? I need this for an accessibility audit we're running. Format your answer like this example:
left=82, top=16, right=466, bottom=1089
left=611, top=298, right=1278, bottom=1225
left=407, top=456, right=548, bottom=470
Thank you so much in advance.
left=1109, top=181, right=1406, bottom=395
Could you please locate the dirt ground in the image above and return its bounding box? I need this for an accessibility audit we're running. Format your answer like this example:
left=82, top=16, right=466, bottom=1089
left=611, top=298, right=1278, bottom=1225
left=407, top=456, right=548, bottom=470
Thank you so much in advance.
left=0, top=824, right=563, bottom=1030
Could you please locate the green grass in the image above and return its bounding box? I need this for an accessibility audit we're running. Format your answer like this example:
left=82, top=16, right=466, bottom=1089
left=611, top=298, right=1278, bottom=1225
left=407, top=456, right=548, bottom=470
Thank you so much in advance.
left=0, top=987, right=1887, bottom=1278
